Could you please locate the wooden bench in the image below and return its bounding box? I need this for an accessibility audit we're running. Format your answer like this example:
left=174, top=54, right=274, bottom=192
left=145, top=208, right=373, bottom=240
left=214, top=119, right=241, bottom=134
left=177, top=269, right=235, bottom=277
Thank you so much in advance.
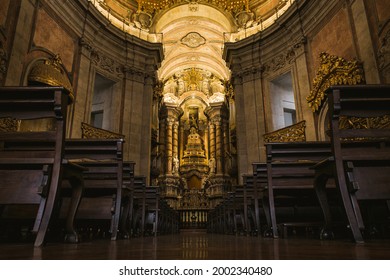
left=157, top=199, right=179, bottom=235
left=313, top=85, right=390, bottom=243
left=0, top=86, right=84, bottom=246
left=246, top=169, right=267, bottom=235
left=228, top=187, right=247, bottom=235
left=205, top=180, right=259, bottom=236
left=130, top=176, right=168, bottom=237
left=119, top=161, right=136, bottom=238
left=207, top=197, right=229, bottom=234
left=226, top=177, right=263, bottom=236
left=260, top=141, right=333, bottom=238
left=63, top=138, right=126, bottom=241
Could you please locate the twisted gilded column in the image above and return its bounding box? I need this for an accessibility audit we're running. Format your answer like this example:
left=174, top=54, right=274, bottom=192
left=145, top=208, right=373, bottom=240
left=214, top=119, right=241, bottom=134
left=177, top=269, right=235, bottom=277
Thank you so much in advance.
left=173, top=121, right=179, bottom=173
left=209, top=121, right=216, bottom=163
left=204, top=125, right=209, bottom=161
left=223, top=119, right=230, bottom=174
left=180, top=124, right=185, bottom=162
left=166, top=117, right=174, bottom=175
left=158, top=118, right=166, bottom=174
left=214, top=117, right=223, bottom=175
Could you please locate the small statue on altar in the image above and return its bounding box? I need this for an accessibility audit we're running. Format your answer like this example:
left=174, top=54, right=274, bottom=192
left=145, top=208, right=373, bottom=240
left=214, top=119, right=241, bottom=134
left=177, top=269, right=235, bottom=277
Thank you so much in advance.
left=208, top=156, right=216, bottom=174
left=173, top=154, right=179, bottom=174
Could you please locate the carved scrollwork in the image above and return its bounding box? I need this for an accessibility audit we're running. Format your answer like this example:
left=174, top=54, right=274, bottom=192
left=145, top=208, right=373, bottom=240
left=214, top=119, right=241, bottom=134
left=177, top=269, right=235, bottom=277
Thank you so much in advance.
left=263, top=120, right=306, bottom=143
left=78, top=37, right=94, bottom=53
left=339, top=115, right=390, bottom=130
left=307, top=52, right=365, bottom=112
left=91, top=51, right=123, bottom=77
left=0, top=117, right=20, bottom=132
left=180, top=189, right=209, bottom=209
left=81, top=122, right=124, bottom=139
left=327, top=115, right=390, bottom=142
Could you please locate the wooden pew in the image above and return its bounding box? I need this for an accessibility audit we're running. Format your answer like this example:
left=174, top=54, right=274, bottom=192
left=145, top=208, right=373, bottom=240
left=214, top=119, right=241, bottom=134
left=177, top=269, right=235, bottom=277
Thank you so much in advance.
left=205, top=182, right=255, bottom=236
left=313, top=85, right=390, bottom=243
left=158, top=199, right=179, bottom=235
left=262, top=141, right=333, bottom=238
left=120, top=161, right=136, bottom=238
left=128, top=176, right=146, bottom=236
left=130, top=176, right=175, bottom=237
left=222, top=180, right=261, bottom=236
left=244, top=173, right=264, bottom=235
left=207, top=198, right=226, bottom=234
left=0, top=86, right=84, bottom=246
left=63, top=138, right=126, bottom=241
left=142, top=186, right=160, bottom=236
left=228, top=187, right=246, bottom=235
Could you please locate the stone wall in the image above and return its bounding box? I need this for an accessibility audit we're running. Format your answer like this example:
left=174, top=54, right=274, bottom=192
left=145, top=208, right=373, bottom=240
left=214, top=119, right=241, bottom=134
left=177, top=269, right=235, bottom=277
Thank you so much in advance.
left=223, top=0, right=388, bottom=182
left=0, top=0, right=163, bottom=182
left=1, top=0, right=388, bottom=184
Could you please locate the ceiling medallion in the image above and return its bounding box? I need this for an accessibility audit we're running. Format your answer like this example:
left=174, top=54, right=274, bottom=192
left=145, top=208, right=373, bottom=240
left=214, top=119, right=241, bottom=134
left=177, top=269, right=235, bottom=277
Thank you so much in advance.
left=181, top=32, right=206, bottom=48
left=187, top=55, right=200, bottom=61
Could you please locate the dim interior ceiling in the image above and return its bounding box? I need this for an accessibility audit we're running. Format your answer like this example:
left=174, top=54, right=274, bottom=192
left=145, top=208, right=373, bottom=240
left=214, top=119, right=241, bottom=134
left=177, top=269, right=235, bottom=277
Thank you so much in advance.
left=95, top=0, right=295, bottom=82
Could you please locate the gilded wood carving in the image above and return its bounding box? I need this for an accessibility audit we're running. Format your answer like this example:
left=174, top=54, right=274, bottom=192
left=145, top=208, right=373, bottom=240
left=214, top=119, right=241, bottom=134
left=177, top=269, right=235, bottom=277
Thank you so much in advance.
left=0, top=117, right=19, bottom=132
left=306, top=52, right=365, bottom=112
left=81, top=122, right=124, bottom=139
left=263, top=120, right=306, bottom=143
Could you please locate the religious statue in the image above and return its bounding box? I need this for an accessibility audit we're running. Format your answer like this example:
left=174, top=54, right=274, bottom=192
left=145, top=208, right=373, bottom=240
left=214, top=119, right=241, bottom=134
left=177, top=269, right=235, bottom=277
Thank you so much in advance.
left=210, top=76, right=225, bottom=94
left=174, top=71, right=185, bottom=95
left=163, top=76, right=178, bottom=96
left=173, top=155, right=179, bottom=174
left=208, top=156, right=216, bottom=174
left=189, top=115, right=198, bottom=129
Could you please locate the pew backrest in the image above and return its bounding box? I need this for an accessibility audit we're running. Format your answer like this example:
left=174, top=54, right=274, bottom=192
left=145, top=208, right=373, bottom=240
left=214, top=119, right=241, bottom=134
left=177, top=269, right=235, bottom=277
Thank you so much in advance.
left=326, top=85, right=390, bottom=199
left=0, top=86, right=70, bottom=246
left=327, top=85, right=390, bottom=161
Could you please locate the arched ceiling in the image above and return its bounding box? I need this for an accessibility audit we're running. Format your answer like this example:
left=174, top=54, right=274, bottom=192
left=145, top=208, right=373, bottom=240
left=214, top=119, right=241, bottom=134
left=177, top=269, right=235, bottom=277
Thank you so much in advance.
left=92, top=0, right=296, bottom=81
left=156, top=4, right=231, bottom=80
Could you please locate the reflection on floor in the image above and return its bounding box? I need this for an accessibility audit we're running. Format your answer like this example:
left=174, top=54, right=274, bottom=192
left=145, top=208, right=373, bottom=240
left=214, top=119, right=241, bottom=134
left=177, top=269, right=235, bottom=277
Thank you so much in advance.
left=1, top=231, right=390, bottom=260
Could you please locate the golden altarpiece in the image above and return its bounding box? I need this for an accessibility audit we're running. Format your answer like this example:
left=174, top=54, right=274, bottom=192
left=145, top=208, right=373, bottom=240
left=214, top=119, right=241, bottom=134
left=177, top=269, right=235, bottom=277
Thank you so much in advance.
left=151, top=68, right=237, bottom=228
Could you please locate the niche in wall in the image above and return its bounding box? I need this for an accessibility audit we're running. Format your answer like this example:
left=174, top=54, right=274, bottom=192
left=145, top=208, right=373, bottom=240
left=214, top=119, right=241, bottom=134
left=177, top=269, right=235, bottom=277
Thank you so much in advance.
left=269, top=71, right=296, bottom=130
left=91, top=73, right=115, bottom=129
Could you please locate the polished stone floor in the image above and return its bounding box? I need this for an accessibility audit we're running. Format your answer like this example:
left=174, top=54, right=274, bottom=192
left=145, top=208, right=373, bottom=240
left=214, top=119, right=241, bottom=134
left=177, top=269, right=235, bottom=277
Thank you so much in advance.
left=1, top=231, right=390, bottom=260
